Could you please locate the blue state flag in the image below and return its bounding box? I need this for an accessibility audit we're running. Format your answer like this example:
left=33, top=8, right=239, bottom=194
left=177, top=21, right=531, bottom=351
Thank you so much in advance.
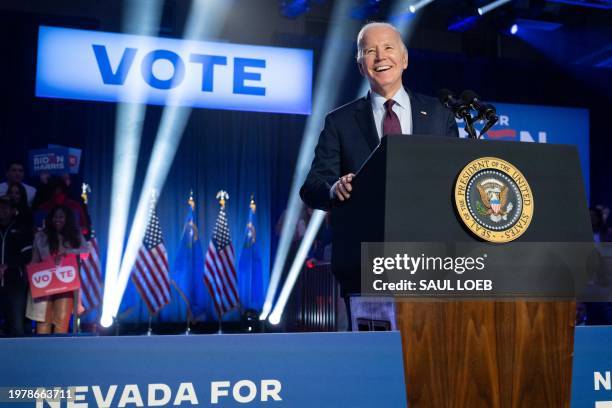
left=238, top=197, right=264, bottom=311
left=160, top=194, right=212, bottom=322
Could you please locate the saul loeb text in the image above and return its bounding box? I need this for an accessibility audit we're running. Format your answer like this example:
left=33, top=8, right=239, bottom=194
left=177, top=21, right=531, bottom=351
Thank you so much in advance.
left=369, top=253, right=493, bottom=295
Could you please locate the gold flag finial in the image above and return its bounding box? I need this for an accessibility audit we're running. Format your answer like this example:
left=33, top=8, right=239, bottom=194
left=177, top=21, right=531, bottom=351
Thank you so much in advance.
left=81, top=183, right=91, bottom=205
left=216, top=190, right=229, bottom=208
left=249, top=194, right=256, bottom=213
left=188, top=189, right=195, bottom=210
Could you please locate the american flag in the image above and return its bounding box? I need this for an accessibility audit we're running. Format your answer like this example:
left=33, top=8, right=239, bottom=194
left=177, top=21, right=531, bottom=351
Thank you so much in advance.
left=78, top=183, right=103, bottom=313
left=131, top=202, right=171, bottom=315
left=204, top=192, right=239, bottom=317
left=80, top=232, right=103, bottom=312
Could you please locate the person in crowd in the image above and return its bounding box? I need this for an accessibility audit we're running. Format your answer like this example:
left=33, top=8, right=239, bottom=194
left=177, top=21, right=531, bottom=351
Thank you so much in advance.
left=0, top=162, right=36, bottom=206
left=31, top=171, right=52, bottom=211
left=6, top=181, right=33, bottom=232
left=26, top=205, right=87, bottom=334
left=0, top=196, right=32, bottom=336
left=35, top=176, right=89, bottom=236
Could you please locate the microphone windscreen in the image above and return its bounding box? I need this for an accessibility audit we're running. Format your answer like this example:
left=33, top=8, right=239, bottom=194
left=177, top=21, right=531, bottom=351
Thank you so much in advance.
left=460, top=89, right=479, bottom=102
left=437, top=88, right=453, bottom=104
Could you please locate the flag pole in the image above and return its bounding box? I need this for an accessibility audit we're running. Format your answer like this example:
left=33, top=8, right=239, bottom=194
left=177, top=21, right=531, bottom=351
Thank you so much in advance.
left=147, top=315, right=153, bottom=336
left=72, top=288, right=79, bottom=335
left=72, top=255, right=82, bottom=335
left=72, top=183, right=86, bottom=336
left=217, top=315, right=223, bottom=334
left=170, top=279, right=193, bottom=335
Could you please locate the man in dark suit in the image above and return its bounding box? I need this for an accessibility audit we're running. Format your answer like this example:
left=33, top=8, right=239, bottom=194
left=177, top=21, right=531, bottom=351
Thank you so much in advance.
left=300, top=22, right=458, bottom=210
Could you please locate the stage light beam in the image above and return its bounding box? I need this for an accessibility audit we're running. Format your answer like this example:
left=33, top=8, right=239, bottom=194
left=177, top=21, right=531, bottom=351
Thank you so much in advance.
left=268, top=210, right=326, bottom=325
left=103, top=0, right=232, bottom=323
left=260, top=0, right=360, bottom=321
left=477, top=0, right=513, bottom=16
left=101, top=0, right=164, bottom=328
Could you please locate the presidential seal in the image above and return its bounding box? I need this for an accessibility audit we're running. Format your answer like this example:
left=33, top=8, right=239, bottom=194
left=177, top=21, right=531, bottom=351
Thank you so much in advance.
left=454, top=157, right=533, bottom=243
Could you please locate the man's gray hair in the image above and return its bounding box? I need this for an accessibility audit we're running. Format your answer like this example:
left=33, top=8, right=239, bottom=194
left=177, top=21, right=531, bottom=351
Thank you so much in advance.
left=356, top=22, right=408, bottom=62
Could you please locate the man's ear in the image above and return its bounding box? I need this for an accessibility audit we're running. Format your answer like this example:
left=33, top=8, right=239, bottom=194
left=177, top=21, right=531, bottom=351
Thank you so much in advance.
left=403, top=50, right=409, bottom=69
left=357, top=61, right=365, bottom=77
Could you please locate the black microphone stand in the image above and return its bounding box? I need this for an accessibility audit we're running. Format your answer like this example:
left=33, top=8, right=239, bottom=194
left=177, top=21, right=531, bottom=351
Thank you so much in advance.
left=461, top=112, right=479, bottom=139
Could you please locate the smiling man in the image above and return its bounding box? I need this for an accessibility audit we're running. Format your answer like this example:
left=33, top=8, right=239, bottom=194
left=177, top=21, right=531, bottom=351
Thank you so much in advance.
left=300, top=22, right=459, bottom=210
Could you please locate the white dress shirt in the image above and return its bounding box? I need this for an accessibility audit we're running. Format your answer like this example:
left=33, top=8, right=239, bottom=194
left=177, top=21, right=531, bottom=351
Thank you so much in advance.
left=330, top=88, right=414, bottom=199
left=370, top=87, right=413, bottom=139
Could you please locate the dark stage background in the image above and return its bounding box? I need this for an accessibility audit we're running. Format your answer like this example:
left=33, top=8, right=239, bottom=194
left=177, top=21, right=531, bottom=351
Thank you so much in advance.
left=0, top=0, right=610, bottom=322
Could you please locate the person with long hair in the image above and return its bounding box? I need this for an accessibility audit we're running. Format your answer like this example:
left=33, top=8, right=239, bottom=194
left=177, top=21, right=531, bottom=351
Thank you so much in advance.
left=0, top=197, right=32, bottom=336
left=26, top=205, right=87, bottom=334
left=6, top=181, right=33, bottom=232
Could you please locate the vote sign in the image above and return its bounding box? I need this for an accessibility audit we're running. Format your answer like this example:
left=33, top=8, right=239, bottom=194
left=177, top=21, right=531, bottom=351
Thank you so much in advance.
left=35, top=26, right=313, bottom=115
left=27, top=254, right=81, bottom=298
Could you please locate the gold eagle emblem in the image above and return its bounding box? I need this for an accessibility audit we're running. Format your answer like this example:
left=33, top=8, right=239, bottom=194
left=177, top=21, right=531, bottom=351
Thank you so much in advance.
left=476, top=182, right=509, bottom=215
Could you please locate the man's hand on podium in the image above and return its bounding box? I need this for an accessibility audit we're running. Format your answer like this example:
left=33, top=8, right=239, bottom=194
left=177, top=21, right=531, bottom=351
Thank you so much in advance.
left=332, top=173, right=354, bottom=202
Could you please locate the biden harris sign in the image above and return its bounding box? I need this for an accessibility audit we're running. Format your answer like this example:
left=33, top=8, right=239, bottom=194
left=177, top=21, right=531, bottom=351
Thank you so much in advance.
left=35, top=26, right=313, bottom=114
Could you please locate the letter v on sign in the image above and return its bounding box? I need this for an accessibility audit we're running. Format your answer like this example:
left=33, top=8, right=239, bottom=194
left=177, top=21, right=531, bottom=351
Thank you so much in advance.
left=92, top=45, right=137, bottom=85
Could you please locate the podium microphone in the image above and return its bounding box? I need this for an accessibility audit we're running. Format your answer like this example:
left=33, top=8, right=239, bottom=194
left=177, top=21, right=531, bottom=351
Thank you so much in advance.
left=438, top=89, right=478, bottom=139
left=438, top=89, right=469, bottom=118
left=460, top=90, right=498, bottom=122
left=460, top=90, right=499, bottom=138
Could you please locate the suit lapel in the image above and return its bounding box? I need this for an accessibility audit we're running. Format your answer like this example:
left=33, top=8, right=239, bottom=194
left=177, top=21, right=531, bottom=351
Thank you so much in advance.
left=409, top=89, right=428, bottom=136
left=354, top=95, right=380, bottom=152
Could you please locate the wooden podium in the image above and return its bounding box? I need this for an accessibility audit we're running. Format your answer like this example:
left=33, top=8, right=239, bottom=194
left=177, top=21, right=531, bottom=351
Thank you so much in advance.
left=331, top=135, right=592, bottom=407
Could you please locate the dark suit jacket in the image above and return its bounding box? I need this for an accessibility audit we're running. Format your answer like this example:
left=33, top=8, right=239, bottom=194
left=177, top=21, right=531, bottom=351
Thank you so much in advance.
left=300, top=89, right=459, bottom=210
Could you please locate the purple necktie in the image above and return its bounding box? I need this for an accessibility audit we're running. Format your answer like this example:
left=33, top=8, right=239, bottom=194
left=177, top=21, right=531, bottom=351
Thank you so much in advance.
left=383, top=99, right=402, bottom=136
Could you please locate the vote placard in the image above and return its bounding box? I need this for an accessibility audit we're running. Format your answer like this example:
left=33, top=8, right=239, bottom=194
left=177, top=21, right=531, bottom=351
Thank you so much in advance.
left=27, top=254, right=81, bottom=298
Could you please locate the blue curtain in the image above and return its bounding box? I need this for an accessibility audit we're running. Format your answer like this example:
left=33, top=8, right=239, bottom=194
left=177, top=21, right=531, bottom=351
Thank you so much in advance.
left=104, top=108, right=306, bottom=323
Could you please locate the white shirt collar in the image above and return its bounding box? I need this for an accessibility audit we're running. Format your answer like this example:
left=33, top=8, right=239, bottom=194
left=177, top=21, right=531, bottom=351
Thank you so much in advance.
left=370, top=87, right=410, bottom=112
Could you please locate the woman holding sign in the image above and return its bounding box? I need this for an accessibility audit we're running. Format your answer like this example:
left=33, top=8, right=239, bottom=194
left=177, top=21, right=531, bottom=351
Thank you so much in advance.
left=26, top=205, right=87, bottom=334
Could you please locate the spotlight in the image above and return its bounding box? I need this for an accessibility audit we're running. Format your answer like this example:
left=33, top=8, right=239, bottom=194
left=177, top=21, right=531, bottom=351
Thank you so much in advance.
left=510, top=24, right=518, bottom=35
left=409, top=0, right=436, bottom=13
left=100, top=313, right=113, bottom=328
left=268, top=312, right=282, bottom=326
left=477, top=0, right=513, bottom=16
